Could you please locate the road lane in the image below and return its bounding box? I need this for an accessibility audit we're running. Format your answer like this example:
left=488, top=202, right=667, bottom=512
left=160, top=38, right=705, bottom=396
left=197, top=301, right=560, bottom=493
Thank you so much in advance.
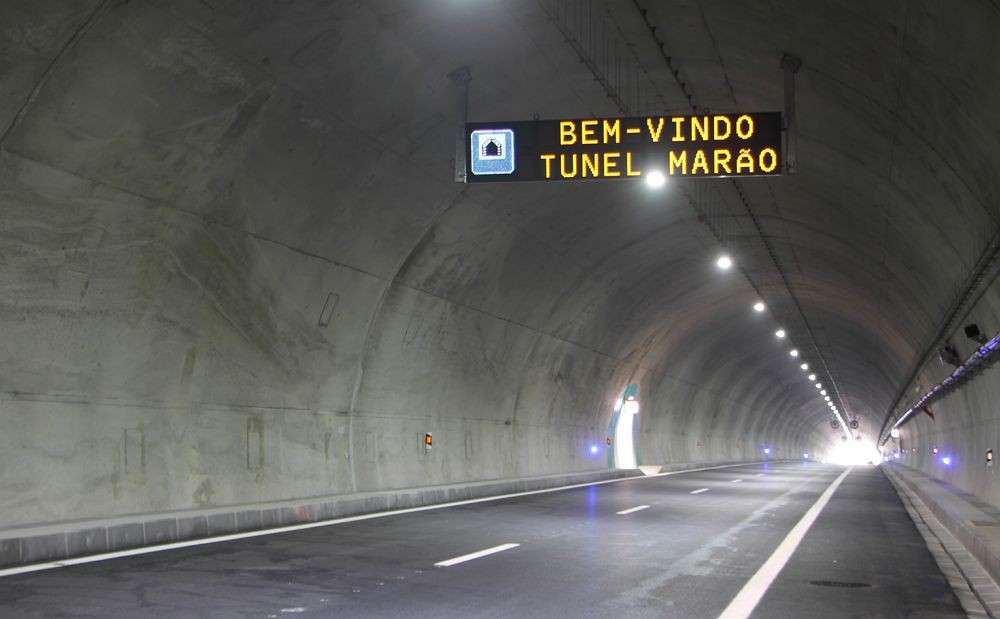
left=0, top=463, right=964, bottom=618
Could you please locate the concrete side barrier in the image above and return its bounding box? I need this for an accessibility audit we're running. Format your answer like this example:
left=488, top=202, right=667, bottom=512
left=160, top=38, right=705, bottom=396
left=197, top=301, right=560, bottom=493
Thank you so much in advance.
left=884, top=463, right=1000, bottom=583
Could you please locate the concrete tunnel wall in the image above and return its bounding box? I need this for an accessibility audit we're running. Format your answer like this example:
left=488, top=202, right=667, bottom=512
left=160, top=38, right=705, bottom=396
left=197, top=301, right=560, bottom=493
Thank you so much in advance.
left=2, top=0, right=998, bottom=540
left=892, top=281, right=1000, bottom=503
left=0, top=0, right=819, bottom=530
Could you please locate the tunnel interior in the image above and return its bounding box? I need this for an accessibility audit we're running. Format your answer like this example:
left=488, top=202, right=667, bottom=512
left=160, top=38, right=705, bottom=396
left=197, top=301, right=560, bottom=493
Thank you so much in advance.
left=2, top=0, right=1000, bottom=539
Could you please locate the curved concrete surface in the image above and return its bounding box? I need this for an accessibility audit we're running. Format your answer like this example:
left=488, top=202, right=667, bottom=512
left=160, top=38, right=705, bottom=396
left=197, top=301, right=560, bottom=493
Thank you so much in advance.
left=1, top=0, right=999, bottom=556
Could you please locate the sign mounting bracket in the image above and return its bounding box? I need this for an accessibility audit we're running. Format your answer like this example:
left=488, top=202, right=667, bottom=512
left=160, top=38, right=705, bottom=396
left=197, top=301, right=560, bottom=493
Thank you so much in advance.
left=780, top=53, right=802, bottom=174
left=450, top=66, right=472, bottom=183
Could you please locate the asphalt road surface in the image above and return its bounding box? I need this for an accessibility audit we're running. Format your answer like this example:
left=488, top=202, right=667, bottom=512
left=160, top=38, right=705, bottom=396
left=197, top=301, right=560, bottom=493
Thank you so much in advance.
left=0, top=462, right=965, bottom=618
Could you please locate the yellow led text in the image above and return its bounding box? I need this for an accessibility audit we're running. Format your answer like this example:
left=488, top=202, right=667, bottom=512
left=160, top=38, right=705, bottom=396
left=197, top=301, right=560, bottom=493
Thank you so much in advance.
left=539, top=152, right=642, bottom=179
left=559, top=120, right=624, bottom=145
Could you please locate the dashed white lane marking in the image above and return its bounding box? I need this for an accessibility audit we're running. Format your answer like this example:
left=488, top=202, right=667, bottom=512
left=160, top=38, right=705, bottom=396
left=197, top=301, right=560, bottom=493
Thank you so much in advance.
left=0, top=461, right=758, bottom=579
left=731, top=479, right=743, bottom=483
left=616, top=505, right=650, bottom=515
left=756, top=473, right=764, bottom=477
left=434, top=543, right=520, bottom=567
left=690, top=488, right=710, bottom=495
left=717, top=467, right=852, bottom=619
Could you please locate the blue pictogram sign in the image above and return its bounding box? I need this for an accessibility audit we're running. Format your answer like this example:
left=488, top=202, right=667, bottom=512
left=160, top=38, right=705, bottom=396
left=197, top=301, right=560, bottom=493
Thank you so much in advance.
left=470, top=129, right=515, bottom=175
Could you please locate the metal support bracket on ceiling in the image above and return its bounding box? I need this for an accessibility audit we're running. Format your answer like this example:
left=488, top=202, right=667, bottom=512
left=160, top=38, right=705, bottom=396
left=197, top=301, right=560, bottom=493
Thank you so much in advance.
left=450, top=66, right=472, bottom=183
left=780, top=54, right=802, bottom=174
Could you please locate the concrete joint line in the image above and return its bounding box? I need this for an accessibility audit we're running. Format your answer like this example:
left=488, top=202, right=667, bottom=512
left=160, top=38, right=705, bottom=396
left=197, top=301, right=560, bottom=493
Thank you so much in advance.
left=1, top=0, right=116, bottom=145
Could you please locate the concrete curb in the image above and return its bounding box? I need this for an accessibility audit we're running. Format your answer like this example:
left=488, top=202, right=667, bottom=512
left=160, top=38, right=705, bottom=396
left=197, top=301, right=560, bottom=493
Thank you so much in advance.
left=885, top=463, right=1000, bottom=591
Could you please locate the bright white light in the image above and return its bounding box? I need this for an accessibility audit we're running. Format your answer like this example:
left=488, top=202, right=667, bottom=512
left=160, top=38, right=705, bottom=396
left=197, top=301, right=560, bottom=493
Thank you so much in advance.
left=829, top=439, right=880, bottom=466
left=789, top=349, right=799, bottom=357
left=590, top=445, right=599, bottom=454
left=615, top=398, right=639, bottom=469
left=890, top=428, right=900, bottom=438
left=764, top=448, right=771, bottom=455
left=808, top=373, right=816, bottom=381
left=942, top=456, right=952, bottom=465
left=815, top=383, right=822, bottom=389
left=716, top=255, right=733, bottom=270
left=824, top=396, right=831, bottom=402
left=614, top=398, right=624, bottom=412
left=820, top=390, right=827, bottom=396
left=753, top=301, right=766, bottom=312
left=775, top=329, right=786, bottom=338
left=803, top=453, right=809, bottom=459
left=645, top=170, right=666, bottom=188
left=800, top=363, right=809, bottom=370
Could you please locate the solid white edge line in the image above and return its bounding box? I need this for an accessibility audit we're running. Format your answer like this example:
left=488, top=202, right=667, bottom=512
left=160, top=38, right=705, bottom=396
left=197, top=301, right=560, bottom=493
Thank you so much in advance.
left=434, top=543, right=520, bottom=567
left=731, top=479, right=743, bottom=483
left=690, top=488, right=709, bottom=494
left=616, top=505, right=650, bottom=515
left=717, top=467, right=852, bottom=619
left=0, top=461, right=768, bottom=579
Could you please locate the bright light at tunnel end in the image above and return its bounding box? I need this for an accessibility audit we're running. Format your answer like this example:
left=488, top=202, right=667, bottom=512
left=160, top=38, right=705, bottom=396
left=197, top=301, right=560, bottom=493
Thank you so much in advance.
left=828, top=439, right=880, bottom=466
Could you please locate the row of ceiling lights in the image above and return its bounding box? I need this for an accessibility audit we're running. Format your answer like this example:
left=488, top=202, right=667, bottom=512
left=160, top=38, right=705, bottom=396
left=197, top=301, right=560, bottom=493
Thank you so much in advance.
left=714, top=253, right=841, bottom=421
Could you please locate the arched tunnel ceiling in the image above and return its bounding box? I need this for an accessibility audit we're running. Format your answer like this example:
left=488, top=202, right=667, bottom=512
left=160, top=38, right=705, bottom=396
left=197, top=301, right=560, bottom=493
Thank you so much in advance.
left=2, top=0, right=999, bottom=489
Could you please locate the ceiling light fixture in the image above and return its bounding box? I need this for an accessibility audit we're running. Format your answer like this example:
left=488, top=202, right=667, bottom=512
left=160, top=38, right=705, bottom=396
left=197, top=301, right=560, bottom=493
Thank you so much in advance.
left=645, top=170, right=666, bottom=188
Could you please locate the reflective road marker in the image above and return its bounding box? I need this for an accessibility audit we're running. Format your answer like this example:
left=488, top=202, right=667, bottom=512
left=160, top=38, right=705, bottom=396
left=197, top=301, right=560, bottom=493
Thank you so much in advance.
left=717, top=468, right=852, bottom=619
left=690, top=488, right=710, bottom=494
left=616, top=505, right=650, bottom=515
left=435, top=543, right=520, bottom=567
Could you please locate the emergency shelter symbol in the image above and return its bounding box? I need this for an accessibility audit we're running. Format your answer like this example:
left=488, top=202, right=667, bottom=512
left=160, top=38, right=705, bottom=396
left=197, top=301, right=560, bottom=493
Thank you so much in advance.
left=470, top=129, right=515, bottom=175
left=482, top=139, right=501, bottom=158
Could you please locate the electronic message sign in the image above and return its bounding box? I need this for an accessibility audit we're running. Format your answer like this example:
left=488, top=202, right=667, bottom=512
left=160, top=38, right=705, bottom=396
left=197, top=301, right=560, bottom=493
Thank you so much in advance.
left=465, top=112, right=782, bottom=183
